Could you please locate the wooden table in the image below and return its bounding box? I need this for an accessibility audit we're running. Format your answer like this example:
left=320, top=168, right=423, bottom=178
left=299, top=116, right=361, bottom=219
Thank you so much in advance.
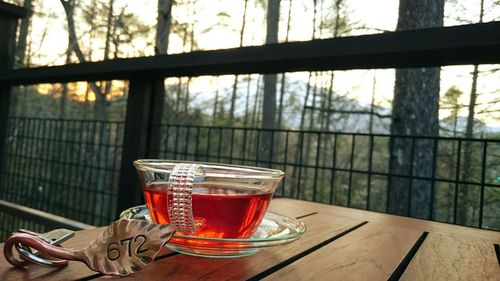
left=0, top=198, right=499, bottom=280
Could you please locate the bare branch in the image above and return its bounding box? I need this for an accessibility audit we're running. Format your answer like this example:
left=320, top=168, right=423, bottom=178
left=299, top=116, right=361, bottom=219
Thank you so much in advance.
left=304, top=106, right=391, bottom=118
left=60, top=0, right=103, bottom=97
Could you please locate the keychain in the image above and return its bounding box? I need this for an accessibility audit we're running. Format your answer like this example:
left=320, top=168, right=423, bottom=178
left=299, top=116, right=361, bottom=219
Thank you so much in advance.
left=4, top=219, right=174, bottom=276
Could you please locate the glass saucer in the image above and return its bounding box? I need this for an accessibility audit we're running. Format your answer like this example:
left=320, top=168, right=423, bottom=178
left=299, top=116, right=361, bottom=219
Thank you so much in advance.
left=120, top=205, right=307, bottom=258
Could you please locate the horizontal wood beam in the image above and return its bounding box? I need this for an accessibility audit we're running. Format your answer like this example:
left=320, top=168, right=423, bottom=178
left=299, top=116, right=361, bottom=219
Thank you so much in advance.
left=1, top=22, right=500, bottom=85
left=0, top=199, right=94, bottom=230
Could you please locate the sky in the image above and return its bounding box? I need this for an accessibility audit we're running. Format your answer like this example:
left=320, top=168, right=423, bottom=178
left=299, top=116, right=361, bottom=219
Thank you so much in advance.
left=7, top=0, right=500, bottom=128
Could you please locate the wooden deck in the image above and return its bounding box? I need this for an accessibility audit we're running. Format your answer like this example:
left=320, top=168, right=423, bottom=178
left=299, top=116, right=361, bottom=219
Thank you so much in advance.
left=0, top=198, right=499, bottom=280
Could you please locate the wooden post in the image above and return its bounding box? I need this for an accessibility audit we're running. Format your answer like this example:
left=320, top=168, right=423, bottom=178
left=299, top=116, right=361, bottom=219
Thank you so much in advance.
left=0, top=2, right=26, bottom=181
left=116, top=77, right=164, bottom=215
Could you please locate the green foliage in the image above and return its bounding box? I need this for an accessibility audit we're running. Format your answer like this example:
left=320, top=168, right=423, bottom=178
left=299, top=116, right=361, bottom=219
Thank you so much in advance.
left=444, top=86, right=463, bottom=105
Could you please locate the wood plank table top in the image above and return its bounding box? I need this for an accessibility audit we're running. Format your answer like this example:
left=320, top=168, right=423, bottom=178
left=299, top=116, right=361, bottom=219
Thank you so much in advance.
left=0, top=198, right=498, bottom=281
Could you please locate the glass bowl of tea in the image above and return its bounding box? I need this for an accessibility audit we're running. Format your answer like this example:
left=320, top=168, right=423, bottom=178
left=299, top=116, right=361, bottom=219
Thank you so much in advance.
left=133, top=160, right=285, bottom=240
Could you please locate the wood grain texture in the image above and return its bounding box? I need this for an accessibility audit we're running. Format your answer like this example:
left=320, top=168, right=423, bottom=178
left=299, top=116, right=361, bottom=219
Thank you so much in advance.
left=96, top=209, right=362, bottom=280
left=401, top=233, right=500, bottom=281
left=275, top=199, right=500, bottom=243
left=263, top=223, right=421, bottom=281
left=1, top=199, right=498, bottom=281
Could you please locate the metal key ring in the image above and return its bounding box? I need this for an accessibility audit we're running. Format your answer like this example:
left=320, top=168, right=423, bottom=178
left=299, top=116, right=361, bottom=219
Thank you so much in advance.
left=15, top=243, right=67, bottom=267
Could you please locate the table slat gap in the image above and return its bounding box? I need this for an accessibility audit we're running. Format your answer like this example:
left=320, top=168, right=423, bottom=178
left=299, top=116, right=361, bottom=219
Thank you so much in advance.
left=388, top=231, right=428, bottom=281
left=247, top=221, right=368, bottom=281
left=295, top=212, right=318, bottom=219
left=494, top=244, right=499, bottom=265
left=75, top=272, right=102, bottom=281
left=263, top=222, right=423, bottom=280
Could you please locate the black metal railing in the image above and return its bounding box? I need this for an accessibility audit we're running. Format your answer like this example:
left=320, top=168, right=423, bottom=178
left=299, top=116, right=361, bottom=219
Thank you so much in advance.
left=0, top=117, right=124, bottom=226
left=1, top=118, right=499, bottom=241
left=154, top=124, right=500, bottom=230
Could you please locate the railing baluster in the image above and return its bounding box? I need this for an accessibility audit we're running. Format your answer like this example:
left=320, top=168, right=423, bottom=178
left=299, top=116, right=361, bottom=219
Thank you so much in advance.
left=1, top=118, right=12, bottom=200
left=269, top=129, right=275, bottom=168
left=386, top=135, right=395, bottom=213
left=96, top=120, right=111, bottom=224
left=184, top=125, right=190, bottom=160
left=100, top=121, right=113, bottom=224
left=312, top=133, right=321, bottom=202
left=282, top=131, right=289, bottom=197
left=47, top=119, right=58, bottom=212
left=367, top=135, right=374, bottom=210
left=479, top=141, right=487, bottom=228
left=165, top=124, right=171, bottom=159
left=206, top=127, right=212, bottom=162
left=408, top=137, right=416, bottom=216
left=297, top=132, right=304, bottom=199
left=242, top=129, right=248, bottom=165
left=255, top=129, right=261, bottom=166
left=37, top=118, right=45, bottom=208
left=174, top=125, right=180, bottom=160
left=429, top=138, right=438, bottom=220
left=82, top=120, right=96, bottom=223
left=229, top=128, right=235, bottom=164
left=22, top=119, right=33, bottom=204
left=108, top=121, right=122, bottom=221
left=347, top=134, right=356, bottom=207
left=74, top=120, right=85, bottom=220
left=329, top=133, right=338, bottom=205
left=13, top=118, right=23, bottom=204
left=217, top=127, right=223, bottom=163
left=60, top=120, right=71, bottom=220
left=194, top=126, right=201, bottom=161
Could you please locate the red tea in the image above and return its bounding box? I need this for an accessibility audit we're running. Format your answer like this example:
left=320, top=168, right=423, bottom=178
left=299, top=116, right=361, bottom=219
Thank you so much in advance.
left=143, top=185, right=272, bottom=239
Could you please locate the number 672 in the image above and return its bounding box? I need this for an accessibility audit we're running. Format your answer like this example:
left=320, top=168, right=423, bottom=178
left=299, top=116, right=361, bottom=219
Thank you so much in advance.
left=107, top=235, right=149, bottom=261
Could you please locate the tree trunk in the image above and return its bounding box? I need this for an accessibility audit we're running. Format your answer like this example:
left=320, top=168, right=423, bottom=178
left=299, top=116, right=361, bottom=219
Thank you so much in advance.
left=260, top=0, right=280, bottom=163
left=369, top=72, right=376, bottom=134
left=184, top=9, right=196, bottom=116
left=93, top=0, right=114, bottom=121
left=388, top=0, right=444, bottom=219
left=60, top=0, right=105, bottom=116
left=251, top=76, right=261, bottom=127
left=103, top=0, right=114, bottom=61
left=155, top=0, right=173, bottom=127
left=96, top=0, right=115, bottom=219
left=457, top=65, right=479, bottom=225
left=185, top=78, right=191, bottom=113
left=456, top=0, right=484, bottom=226
left=243, top=76, right=252, bottom=126
left=277, top=0, right=293, bottom=129
left=11, top=0, right=33, bottom=116
left=155, top=0, right=173, bottom=55
left=61, top=0, right=75, bottom=119
left=229, top=0, right=248, bottom=126
left=212, top=79, right=219, bottom=126
left=15, top=0, right=33, bottom=67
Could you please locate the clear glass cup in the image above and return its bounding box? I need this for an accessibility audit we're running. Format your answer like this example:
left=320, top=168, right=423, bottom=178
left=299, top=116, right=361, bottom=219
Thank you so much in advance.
left=133, top=160, right=285, bottom=239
